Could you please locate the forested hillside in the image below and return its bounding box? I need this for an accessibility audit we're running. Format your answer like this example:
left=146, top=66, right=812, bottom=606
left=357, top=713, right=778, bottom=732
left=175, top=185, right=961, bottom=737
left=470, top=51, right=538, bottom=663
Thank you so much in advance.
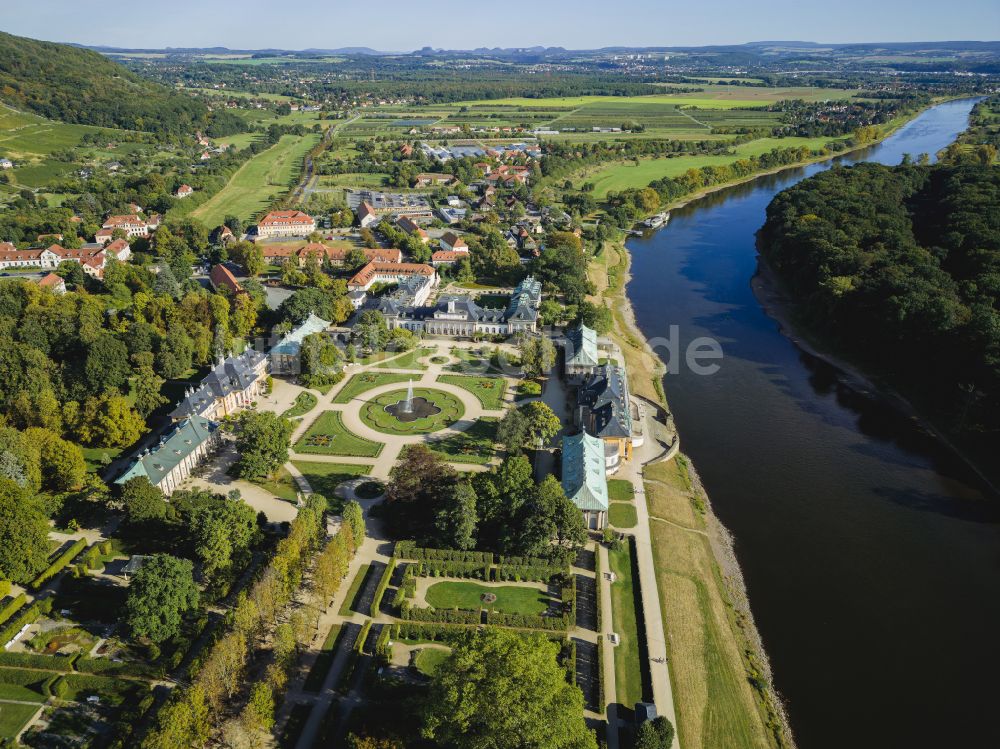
left=0, top=31, right=209, bottom=134
left=758, top=162, right=1000, bottom=437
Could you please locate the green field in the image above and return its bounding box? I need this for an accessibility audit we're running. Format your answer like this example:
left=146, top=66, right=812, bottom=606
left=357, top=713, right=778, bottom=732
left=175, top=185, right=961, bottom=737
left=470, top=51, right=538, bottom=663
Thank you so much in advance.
left=248, top=466, right=300, bottom=503
left=609, top=502, right=638, bottom=528
left=608, top=479, right=636, bottom=502
left=413, top=647, right=450, bottom=677
left=294, top=410, right=384, bottom=458
left=609, top=544, right=643, bottom=709
left=436, top=375, right=508, bottom=410
left=424, top=581, right=550, bottom=615
left=577, top=135, right=849, bottom=197
left=0, top=701, right=39, bottom=738
left=375, top=347, right=437, bottom=371
left=291, top=461, right=372, bottom=510
left=332, top=372, right=412, bottom=404
left=191, top=132, right=320, bottom=225
left=455, top=87, right=857, bottom=109
left=429, top=417, right=498, bottom=465
left=360, top=388, right=464, bottom=435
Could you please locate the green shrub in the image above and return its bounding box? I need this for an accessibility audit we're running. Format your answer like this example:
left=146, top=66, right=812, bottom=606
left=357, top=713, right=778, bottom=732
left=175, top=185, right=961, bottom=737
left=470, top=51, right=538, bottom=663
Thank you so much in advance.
left=30, top=538, right=87, bottom=589
left=0, top=594, right=28, bottom=626
left=370, top=558, right=396, bottom=618
left=0, top=579, right=10, bottom=597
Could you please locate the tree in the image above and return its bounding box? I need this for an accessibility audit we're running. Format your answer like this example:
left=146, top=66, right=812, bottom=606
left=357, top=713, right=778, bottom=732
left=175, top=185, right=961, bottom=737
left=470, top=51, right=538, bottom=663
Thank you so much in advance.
left=519, top=336, right=556, bottom=378
left=85, top=334, right=131, bottom=394
left=434, top=481, right=478, bottom=550
left=422, top=628, right=597, bottom=749
left=343, top=500, right=365, bottom=547
left=345, top=247, right=369, bottom=271
left=125, top=553, right=199, bottom=643
left=84, top=393, right=147, bottom=448
left=234, top=411, right=293, bottom=481
left=497, top=407, right=529, bottom=454
left=119, top=477, right=167, bottom=528
left=634, top=717, right=675, bottom=749
left=521, top=401, right=562, bottom=449
left=230, top=241, right=265, bottom=277
left=24, top=427, right=86, bottom=492
left=132, top=356, right=168, bottom=417
left=191, top=499, right=260, bottom=584
left=577, top=301, right=613, bottom=336
left=0, top=479, right=51, bottom=583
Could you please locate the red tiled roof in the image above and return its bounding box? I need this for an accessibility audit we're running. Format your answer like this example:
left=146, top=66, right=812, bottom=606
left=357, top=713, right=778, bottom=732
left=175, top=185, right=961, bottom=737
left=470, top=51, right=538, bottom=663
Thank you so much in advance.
left=348, top=261, right=435, bottom=289
left=38, top=272, right=65, bottom=288
left=258, top=210, right=314, bottom=228
left=431, top=250, right=467, bottom=263
left=210, top=264, right=243, bottom=295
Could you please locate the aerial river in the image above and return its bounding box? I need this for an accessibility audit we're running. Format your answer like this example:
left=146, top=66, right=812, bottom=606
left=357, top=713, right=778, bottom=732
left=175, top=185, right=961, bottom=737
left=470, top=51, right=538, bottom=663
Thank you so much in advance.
left=625, top=98, right=998, bottom=749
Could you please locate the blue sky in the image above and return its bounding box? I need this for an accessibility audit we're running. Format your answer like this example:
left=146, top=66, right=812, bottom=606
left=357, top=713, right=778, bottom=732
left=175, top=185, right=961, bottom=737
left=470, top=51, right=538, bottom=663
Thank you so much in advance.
left=3, top=0, right=998, bottom=50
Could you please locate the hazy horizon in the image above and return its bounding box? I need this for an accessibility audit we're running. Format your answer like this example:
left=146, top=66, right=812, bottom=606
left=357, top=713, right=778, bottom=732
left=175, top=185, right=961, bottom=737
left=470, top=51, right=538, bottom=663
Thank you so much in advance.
left=3, top=0, right=999, bottom=52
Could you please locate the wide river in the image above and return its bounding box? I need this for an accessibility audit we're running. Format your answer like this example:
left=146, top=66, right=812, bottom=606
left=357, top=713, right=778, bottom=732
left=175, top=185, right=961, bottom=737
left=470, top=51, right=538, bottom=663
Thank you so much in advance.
left=625, top=98, right=999, bottom=749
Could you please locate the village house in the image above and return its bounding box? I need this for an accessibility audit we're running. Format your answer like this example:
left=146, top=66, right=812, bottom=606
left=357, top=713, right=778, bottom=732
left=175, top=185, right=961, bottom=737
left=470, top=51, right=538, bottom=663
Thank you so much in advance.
left=576, top=363, right=634, bottom=473
left=0, top=240, right=129, bottom=277
left=396, top=216, right=430, bottom=243
left=170, top=348, right=269, bottom=421
left=211, top=225, right=236, bottom=245
left=357, top=201, right=379, bottom=228
left=256, top=210, right=316, bottom=239
left=270, top=313, right=331, bottom=375
left=412, top=172, right=458, bottom=188
left=209, top=263, right=243, bottom=295
left=561, top=431, right=609, bottom=530
left=102, top=214, right=154, bottom=238
left=0, top=158, right=13, bottom=170
left=439, top=232, right=469, bottom=253
left=431, top=250, right=469, bottom=267
left=115, top=417, right=221, bottom=496
left=37, top=273, right=67, bottom=294
left=175, top=184, right=194, bottom=198
left=347, top=260, right=438, bottom=293
left=263, top=243, right=401, bottom=267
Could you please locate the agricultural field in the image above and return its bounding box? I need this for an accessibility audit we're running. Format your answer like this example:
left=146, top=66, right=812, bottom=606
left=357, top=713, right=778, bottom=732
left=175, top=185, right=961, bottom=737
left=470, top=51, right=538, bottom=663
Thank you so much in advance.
left=574, top=134, right=851, bottom=197
left=190, top=132, right=320, bottom=226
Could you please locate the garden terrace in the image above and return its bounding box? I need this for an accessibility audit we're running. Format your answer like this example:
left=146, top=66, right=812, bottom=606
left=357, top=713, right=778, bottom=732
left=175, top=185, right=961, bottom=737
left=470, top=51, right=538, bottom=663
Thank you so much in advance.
left=360, top=388, right=464, bottom=436
left=332, top=372, right=412, bottom=403
left=436, top=375, right=508, bottom=410
left=295, top=410, right=384, bottom=458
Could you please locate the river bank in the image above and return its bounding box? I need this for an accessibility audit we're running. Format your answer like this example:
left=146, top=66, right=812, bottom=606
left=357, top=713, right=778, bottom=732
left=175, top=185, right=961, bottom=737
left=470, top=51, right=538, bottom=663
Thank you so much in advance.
left=751, top=252, right=1000, bottom=497
left=596, top=239, right=793, bottom=749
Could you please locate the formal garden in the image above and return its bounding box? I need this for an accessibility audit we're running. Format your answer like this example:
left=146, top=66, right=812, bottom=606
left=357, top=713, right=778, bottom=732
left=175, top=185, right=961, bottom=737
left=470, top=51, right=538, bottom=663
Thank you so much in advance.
left=436, top=375, right=508, bottom=410
left=332, top=372, right=412, bottom=404
left=359, top=388, right=464, bottom=436
left=280, top=391, right=318, bottom=420
left=428, top=417, right=499, bottom=465
left=374, top=346, right=438, bottom=371
left=295, top=410, right=384, bottom=458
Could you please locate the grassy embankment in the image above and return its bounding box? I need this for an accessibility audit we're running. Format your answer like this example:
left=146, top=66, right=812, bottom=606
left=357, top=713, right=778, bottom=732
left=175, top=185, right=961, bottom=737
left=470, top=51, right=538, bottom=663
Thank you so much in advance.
left=190, top=132, right=320, bottom=226
left=590, top=240, right=787, bottom=748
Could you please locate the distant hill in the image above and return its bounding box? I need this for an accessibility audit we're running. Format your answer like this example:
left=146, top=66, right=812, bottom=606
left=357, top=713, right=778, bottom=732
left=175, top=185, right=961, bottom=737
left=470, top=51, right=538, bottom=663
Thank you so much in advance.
left=0, top=31, right=208, bottom=134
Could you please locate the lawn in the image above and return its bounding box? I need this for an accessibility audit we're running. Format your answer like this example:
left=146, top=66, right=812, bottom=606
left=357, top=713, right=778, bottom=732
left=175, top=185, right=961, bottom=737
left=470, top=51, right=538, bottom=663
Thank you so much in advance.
left=413, top=647, right=450, bottom=678
left=609, top=502, right=638, bottom=529
left=609, top=544, right=644, bottom=710
left=80, top=447, right=122, bottom=474
left=0, top=668, right=50, bottom=702
left=303, top=624, right=343, bottom=692
left=436, top=375, right=508, bottom=410
left=608, top=479, right=636, bottom=502
left=190, top=132, right=320, bottom=225
left=375, top=347, right=437, bottom=371
left=429, top=417, right=498, bottom=465
left=424, top=581, right=550, bottom=615
left=577, top=135, right=851, bottom=197
left=445, top=347, right=514, bottom=375
left=360, top=388, right=463, bottom=435
left=0, top=701, right=39, bottom=738
left=338, top=565, right=372, bottom=616
left=332, top=372, right=412, bottom=404
left=291, top=461, right=372, bottom=511
left=294, top=410, right=384, bottom=458
left=248, top=466, right=300, bottom=503
left=59, top=674, right=140, bottom=706
left=643, top=464, right=776, bottom=749
left=281, top=391, right=318, bottom=419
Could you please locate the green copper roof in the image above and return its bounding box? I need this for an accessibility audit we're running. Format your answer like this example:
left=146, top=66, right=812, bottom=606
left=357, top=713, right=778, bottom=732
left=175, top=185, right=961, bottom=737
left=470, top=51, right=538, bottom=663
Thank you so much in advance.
left=561, top=431, right=609, bottom=513
left=116, top=417, right=218, bottom=488
left=566, top=324, right=599, bottom=368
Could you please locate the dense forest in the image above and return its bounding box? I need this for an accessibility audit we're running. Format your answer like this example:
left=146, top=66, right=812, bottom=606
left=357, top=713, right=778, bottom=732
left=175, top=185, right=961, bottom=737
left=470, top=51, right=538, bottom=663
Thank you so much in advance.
left=0, top=31, right=216, bottom=135
left=758, top=162, right=1000, bottom=438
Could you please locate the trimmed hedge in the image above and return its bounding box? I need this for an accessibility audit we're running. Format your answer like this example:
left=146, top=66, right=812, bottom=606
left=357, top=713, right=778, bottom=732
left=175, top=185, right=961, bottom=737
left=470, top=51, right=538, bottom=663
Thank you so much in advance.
left=0, top=579, right=10, bottom=597
left=0, top=651, right=71, bottom=670
left=370, top=558, right=397, bottom=618
left=30, top=538, right=87, bottom=590
left=0, top=598, right=51, bottom=645
left=484, top=611, right=571, bottom=631
left=75, top=656, right=164, bottom=679
left=399, top=602, right=480, bottom=625
left=374, top=624, right=392, bottom=662
left=393, top=622, right=468, bottom=645
left=0, top=594, right=28, bottom=627
left=493, top=564, right=564, bottom=583
left=355, top=621, right=372, bottom=655
left=415, top=561, right=491, bottom=580
left=395, top=542, right=493, bottom=564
